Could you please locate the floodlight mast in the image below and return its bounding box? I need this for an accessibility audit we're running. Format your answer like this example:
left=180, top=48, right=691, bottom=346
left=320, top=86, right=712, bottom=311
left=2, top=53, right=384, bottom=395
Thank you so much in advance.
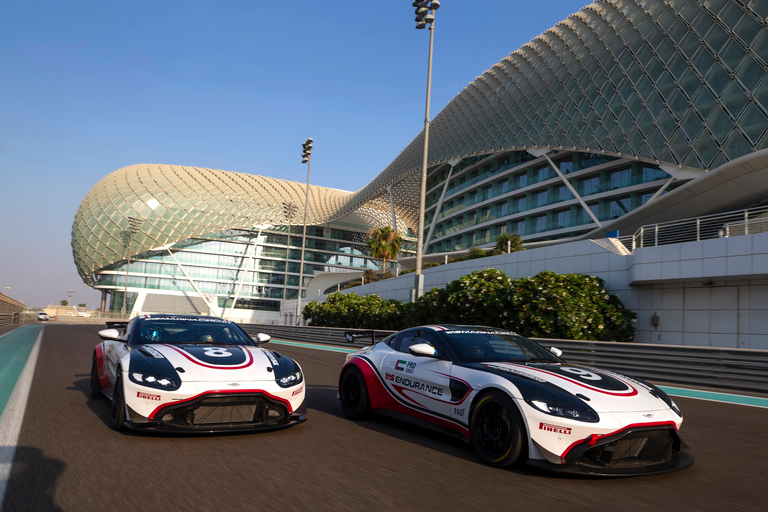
left=411, top=0, right=440, bottom=301
left=296, top=138, right=313, bottom=324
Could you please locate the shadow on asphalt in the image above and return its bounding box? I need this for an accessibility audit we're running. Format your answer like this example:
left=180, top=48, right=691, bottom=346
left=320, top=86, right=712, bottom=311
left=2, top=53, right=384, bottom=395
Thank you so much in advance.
left=2, top=446, right=65, bottom=511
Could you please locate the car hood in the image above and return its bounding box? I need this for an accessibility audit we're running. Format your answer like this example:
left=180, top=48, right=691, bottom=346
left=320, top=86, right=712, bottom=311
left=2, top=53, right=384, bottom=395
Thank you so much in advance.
left=134, top=344, right=275, bottom=382
left=476, top=361, right=671, bottom=413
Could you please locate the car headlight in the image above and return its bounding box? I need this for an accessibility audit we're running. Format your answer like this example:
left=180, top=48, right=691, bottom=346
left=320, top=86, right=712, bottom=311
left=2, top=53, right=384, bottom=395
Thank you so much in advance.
left=276, top=370, right=303, bottom=388
left=130, top=371, right=178, bottom=390
left=528, top=399, right=598, bottom=422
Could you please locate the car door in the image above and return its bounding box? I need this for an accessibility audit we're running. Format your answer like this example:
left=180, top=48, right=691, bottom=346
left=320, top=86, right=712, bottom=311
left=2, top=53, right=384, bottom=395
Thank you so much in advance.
left=381, top=330, right=452, bottom=418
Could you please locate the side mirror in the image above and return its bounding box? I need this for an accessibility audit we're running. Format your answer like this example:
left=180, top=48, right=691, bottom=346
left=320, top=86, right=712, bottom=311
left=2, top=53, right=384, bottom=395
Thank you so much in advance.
left=255, top=333, right=271, bottom=344
left=98, top=328, right=121, bottom=341
left=409, top=343, right=438, bottom=358
left=548, top=346, right=563, bottom=358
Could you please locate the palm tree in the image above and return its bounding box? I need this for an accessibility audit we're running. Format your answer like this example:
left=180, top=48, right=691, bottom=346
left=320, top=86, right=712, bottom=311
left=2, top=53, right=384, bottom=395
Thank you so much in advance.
left=493, top=233, right=524, bottom=254
left=366, top=226, right=403, bottom=274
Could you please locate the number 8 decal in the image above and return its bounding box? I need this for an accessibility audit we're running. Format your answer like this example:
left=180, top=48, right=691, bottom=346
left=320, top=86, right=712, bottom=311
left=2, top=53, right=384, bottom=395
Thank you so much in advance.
left=203, top=347, right=232, bottom=358
left=561, top=367, right=601, bottom=381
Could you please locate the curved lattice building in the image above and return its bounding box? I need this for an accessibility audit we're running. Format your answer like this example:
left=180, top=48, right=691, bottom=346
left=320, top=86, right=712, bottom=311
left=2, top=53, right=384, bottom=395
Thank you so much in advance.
left=73, top=0, right=768, bottom=318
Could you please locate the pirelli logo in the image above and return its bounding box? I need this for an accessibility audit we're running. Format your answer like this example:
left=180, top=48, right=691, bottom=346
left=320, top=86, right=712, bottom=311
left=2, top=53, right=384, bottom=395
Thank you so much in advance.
left=539, top=422, right=572, bottom=435
left=137, top=391, right=161, bottom=401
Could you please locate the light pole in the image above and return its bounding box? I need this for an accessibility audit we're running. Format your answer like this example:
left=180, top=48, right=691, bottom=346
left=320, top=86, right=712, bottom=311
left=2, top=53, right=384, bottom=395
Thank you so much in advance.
left=3, top=286, right=9, bottom=297
left=411, top=0, right=440, bottom=301
left=295, top=138, right=313, bottom=325
left=282, top=202, right=298, bottom=300
left=121, top=216, right=144, bottom=318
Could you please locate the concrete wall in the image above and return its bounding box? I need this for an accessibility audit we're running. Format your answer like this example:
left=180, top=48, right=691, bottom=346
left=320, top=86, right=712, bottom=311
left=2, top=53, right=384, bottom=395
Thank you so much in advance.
left=302, top=232, right=768, bottom=350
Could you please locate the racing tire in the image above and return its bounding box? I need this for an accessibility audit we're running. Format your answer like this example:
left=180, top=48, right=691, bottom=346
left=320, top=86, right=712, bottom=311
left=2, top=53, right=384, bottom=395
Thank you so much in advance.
left=470, top=390, right=527, bottom=468
left=89, top=357, right=104, bottom=399
left=339, top=366, right=370, bottom=420
left=110, top=373, right=127, bottom=431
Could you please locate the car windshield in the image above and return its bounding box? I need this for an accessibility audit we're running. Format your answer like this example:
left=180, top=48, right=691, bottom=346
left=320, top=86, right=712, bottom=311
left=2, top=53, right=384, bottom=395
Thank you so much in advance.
left=443, top=329, right=560, bottom=364
left=136, top=318, right=254, bottom=346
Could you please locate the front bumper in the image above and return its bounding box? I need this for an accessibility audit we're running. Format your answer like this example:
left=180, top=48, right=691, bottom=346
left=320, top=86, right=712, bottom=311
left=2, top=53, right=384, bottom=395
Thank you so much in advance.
left=530, top=425, right=694, bottom=476
left=125, top=390, right=307, bottom=433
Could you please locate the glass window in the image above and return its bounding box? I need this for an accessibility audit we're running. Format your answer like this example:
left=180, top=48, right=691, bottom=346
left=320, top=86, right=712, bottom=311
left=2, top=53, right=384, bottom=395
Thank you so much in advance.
left=581, top=176, right=600, bottom=195
left=556, top=210, right=571, bottom=228
left=536, top=190, right=548, bottom=208
left=609, top=168, right=631, bottom=189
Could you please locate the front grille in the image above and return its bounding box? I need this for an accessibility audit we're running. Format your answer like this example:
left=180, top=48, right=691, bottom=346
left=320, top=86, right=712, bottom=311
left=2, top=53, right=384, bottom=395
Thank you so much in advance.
left=156, top=394, right=290, bottom=430
left=574, top=429, right=676, bottom=469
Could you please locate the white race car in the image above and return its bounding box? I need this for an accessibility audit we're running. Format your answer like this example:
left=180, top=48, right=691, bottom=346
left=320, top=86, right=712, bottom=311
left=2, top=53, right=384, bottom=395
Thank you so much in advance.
left=91, top=314, right=306, bottom=432
left=338, top=325, right=693, bottom=475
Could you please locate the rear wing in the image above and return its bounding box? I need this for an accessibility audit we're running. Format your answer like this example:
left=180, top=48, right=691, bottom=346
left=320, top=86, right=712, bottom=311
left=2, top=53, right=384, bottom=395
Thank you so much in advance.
left=344, top=330, right=378, bottom=345
left=105, top=321, right=129, bottom=334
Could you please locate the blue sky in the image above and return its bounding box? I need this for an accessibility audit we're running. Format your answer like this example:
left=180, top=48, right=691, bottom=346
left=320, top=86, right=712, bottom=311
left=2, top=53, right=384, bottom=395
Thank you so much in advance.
left=0, top=0, right=584, bottom=308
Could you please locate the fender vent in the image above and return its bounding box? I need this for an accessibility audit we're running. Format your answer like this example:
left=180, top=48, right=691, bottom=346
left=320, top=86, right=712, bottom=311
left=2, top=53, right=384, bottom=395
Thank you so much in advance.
left=449, top=379, right=470, bottom=402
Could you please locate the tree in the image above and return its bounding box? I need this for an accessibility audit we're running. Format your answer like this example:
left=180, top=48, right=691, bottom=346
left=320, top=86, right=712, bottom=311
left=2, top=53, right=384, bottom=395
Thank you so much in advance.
left=366, top=226, right=402, bottom=273
left=60, top=299, right=69, bottom=306
left=362, top=269, right=378, bottom=284
left=492, top=233, right=525, bottom=255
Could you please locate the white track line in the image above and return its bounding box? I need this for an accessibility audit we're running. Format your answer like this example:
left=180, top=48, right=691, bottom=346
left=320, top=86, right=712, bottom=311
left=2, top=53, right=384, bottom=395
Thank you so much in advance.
left=0, top=327, right=43, bottom=511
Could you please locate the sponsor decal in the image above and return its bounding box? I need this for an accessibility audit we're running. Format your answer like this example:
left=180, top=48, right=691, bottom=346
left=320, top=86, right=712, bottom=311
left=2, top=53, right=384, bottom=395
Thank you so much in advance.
left=137, top=391, right=161, bottom=401
left=227, top=382, right=242, bottom=387
left=147, top=316, right=227, bottom=323
left=385, top=360, right=395, bottom=368
left=292, top=386, right=303, bottom=396
left=388, top=374, right=444, bottom=397
left=539, top=422, right=572, bottom=435
left=444, top=330, right=514, bottom=336
left=395, top=360, right=416, bottom=374
left=485, top=364, right=548, bottom=383
left=143, top=346, right=164, bottom=359
left=266, top=351, right=280, bottom=366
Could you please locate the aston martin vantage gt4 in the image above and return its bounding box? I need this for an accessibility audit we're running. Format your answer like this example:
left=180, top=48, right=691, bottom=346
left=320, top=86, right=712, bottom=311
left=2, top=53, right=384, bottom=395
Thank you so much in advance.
left=338, top=325, right=693, bottom=475
left=91, top=314, right=306, bottom=432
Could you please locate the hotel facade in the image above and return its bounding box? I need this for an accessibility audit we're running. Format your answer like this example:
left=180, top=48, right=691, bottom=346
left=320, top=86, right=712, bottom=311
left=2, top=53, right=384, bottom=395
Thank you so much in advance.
left=73, top=0, right=768, bottom=338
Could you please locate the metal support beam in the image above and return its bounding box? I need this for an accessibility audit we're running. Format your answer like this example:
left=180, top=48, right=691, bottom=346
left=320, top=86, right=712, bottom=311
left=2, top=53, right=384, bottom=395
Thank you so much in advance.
left=166, top=247, right=217, bottom=316
left=425, top=157, right=462, bottom=252
left=537, top=150, right=602, bottom=228
left=226, top=226, right=268, bottom=320
left=647, top=177, right=676, bottom=203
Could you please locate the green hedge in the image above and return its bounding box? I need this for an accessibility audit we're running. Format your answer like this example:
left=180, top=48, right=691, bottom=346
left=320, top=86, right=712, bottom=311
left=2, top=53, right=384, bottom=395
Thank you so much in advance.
left=303, top=269, right=636, bottom=341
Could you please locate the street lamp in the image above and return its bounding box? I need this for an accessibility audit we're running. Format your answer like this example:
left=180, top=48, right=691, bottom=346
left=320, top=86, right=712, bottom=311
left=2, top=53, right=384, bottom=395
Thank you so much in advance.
left=121, top=216, right=145, bottom=318
left=411, top=0, right=440, bottom=301
left=296, top=138, right=313, bottom=325
left=282, top=202, right=298, bottom=300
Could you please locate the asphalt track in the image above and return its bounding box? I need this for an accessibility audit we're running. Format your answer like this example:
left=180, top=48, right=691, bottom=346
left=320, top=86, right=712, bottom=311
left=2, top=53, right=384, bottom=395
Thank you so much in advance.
left=2, top=324, right=767, bottom=512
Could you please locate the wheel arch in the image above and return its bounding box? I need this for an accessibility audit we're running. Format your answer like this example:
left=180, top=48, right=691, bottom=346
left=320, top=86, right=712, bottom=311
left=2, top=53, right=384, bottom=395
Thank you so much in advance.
left=468, top=385, right=530, bottom=442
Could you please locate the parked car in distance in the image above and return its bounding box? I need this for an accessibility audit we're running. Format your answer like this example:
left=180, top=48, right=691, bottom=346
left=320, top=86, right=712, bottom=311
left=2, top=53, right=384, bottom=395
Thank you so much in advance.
left=37, top=312, right=49, bottom=321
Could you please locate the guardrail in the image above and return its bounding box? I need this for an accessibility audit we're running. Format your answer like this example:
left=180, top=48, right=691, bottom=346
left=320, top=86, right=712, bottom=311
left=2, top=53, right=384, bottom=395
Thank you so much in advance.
left=241, top=324, right=768, bottom=393
left=0, top=313, right=18, bottom=327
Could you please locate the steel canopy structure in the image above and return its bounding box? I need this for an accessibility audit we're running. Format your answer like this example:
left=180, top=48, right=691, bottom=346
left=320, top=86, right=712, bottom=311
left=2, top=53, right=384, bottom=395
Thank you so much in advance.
left=73, top=0, right=768, bottom=309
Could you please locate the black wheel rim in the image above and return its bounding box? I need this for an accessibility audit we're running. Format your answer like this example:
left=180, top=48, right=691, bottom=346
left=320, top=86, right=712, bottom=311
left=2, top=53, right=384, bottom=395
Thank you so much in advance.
left=111, top=379, right=122, bottom=421
left=476, top=400, right=513, bottom=457
left=90, top=361, right=98, bottom=390
left=341, top=373, right=360, bottom=412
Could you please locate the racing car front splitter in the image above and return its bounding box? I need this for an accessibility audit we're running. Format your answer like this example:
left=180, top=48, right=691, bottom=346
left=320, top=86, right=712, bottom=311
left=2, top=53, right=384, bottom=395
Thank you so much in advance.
left=529, top=424, right=694, bottom=476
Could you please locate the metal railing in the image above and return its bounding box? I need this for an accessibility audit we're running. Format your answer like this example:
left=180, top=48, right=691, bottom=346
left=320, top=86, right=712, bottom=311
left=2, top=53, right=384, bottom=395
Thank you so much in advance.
left=618, top=205, right=768, bottom=250
left=241, top=324, right=768, bottom=393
